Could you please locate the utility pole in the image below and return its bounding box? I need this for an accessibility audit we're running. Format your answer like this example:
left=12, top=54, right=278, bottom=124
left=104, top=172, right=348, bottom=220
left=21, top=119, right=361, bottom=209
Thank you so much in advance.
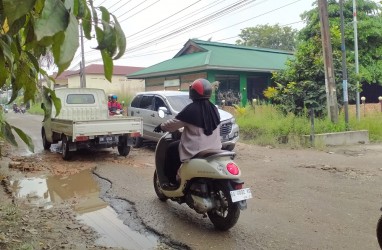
left=340, top=0, right=349, bottom=128
left=80, top=21, right=86, bottom=88
left=353, top=0, right=360, bottom=121
left=318, top=0, right=338, bottom=123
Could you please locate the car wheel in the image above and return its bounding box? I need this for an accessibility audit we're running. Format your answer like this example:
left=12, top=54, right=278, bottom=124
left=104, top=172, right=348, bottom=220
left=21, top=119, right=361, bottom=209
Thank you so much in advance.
left=132, top=136, right=143, bottom=148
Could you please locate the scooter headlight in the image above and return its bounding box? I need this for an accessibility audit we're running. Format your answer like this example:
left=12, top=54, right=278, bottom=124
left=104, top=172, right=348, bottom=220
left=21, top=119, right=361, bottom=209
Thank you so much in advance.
left=226, top=162, right=239, bottom=175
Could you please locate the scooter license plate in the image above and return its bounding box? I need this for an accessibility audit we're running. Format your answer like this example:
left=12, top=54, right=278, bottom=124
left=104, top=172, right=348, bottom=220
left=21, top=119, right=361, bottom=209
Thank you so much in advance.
left=230, top=188, right=252, bottom=202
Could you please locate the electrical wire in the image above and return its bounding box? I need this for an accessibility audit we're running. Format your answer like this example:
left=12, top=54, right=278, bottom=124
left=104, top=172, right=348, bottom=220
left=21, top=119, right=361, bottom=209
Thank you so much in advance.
left=196, top=0, right=303, bottom=41
left=116, top=0, right=150, bottom=19
left=126, top=0, right=203, bottom=39
left=118, top=0, right=161, bottom=23
left=126, top=0, right=256, bottom=52
left=74, top=0, right=307, bottom=67
left=126, top=0, right=224, bottom=40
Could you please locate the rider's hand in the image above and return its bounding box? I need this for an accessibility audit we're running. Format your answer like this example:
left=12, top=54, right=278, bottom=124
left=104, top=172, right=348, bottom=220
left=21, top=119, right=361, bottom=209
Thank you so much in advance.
left=154, top=124, right=163, bottom=133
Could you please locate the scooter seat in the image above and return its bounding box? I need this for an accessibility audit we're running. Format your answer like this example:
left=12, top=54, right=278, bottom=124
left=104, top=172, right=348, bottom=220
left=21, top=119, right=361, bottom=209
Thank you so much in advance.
left=193, top=149, right=231, bottom=159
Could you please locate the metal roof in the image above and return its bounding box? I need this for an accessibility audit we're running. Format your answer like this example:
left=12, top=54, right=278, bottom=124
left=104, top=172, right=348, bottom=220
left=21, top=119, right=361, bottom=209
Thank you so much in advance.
left=128, top=39, right=294, bottom=78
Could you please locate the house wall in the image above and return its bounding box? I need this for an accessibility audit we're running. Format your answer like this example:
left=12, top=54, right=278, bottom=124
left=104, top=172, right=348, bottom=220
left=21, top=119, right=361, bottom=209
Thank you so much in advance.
left=145, top=72, right=207, bottom=92
left=67, top=74, right=145, bottom=97
left=144, top=71, right=272, bottom=106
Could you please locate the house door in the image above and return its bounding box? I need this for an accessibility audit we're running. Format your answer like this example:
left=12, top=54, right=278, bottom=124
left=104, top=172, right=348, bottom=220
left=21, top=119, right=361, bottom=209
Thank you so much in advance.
left=247, top=76, right=268, bottom=103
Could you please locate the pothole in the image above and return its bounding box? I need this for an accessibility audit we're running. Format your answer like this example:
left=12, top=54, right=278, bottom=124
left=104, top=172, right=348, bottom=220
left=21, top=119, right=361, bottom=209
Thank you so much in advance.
left=7, top=169, right=180, bottom=249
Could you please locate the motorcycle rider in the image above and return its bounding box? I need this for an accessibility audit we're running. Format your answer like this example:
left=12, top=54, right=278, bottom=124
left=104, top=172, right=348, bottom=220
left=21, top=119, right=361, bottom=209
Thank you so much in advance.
left=107, top=94, right=113, bottom=104
left=108, top=94, right=122, bottom=113
left=154, top=78, right=222, bottom=188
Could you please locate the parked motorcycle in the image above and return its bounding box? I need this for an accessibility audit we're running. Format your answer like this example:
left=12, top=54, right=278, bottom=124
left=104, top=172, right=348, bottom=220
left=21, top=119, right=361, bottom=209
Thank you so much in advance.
left=377, top=208, right=382, bottom=249
left=153, top=116, right=252, bottom=230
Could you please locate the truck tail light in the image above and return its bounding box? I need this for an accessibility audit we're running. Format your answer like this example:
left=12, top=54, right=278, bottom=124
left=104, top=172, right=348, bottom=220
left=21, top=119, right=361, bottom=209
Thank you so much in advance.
left=76, top=136, right=89, bottom=142
left=130, top=132, right=141, bottom=138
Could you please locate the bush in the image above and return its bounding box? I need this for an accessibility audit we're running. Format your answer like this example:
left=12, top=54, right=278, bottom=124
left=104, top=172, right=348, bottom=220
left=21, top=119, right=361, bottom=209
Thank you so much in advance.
left=235, top=104, right=382, bottom=147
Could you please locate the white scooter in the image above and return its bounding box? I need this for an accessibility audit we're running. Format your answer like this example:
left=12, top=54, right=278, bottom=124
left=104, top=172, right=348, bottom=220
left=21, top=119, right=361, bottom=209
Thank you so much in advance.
left=153, top=111, right=252, bottom=231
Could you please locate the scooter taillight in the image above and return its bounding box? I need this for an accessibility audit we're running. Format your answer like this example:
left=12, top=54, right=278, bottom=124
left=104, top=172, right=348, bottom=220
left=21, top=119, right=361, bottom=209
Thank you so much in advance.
left=226, top=162, right=239, bottom=175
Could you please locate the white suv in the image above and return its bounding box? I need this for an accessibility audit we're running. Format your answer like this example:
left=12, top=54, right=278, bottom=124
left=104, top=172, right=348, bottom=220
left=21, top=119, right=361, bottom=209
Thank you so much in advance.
left=129, top=91, right=239, bottom=151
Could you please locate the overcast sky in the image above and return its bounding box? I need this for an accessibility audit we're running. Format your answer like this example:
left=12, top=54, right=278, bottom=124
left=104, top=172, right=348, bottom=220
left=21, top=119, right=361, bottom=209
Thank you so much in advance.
left=68, top=0, right=375, bottom=70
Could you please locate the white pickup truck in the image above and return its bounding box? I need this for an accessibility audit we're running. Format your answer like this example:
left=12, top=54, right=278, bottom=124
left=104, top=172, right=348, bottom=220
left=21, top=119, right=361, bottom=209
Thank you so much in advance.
left=41, top=88, right=143, bottom=160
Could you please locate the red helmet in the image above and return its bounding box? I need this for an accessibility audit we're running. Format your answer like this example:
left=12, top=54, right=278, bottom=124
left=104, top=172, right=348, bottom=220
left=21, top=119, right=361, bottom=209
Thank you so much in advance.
left=189, top=78, right=212, bottom=100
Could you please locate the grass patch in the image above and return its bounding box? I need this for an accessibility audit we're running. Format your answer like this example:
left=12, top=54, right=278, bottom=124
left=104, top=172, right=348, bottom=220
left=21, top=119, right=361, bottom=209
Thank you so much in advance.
left=235, top=104, right=382, bottom=148
left=27, top=102, right=44, bottom=115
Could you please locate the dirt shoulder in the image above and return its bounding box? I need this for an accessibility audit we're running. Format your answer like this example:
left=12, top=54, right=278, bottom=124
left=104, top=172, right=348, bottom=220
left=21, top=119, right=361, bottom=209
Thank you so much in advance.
left=0, top=145, right=102, bottom=250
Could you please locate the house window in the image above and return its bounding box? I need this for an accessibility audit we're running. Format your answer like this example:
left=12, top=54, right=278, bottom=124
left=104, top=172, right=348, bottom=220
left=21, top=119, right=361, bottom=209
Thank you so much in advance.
left=215, top=74, right=240, bottom=106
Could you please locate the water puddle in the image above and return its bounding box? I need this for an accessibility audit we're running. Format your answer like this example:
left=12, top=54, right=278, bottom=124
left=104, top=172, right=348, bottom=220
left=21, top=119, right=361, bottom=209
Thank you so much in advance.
left=9, top=169, right=160, bottom=249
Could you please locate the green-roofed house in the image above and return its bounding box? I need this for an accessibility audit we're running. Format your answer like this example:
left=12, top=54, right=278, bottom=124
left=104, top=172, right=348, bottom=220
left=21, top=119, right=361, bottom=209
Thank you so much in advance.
left=128, top=39, right=293, bottom=106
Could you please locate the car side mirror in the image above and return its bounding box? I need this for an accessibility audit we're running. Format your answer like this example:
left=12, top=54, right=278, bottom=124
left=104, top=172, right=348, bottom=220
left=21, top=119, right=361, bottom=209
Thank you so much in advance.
left=158, top=106, right=168, bottom=118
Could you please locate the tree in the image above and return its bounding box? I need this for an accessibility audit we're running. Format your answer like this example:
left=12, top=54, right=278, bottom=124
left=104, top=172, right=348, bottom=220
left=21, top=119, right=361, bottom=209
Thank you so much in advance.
left=267, top=0, right=382, bottom=117
left=236, top=24, right=298, bottom=51
left=0, top=0, right=126, bottom=151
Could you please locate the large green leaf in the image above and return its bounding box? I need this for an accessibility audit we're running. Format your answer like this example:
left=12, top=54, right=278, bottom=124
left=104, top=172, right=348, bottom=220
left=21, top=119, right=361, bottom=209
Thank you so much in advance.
left=112, top=14, right=126, bottom=60
left=101, top=49, right=112, bottom=82
left=0, top=38, right=14, bottom=65
left=95, top=22, right=116, bottom=55
left=25, top=51, right=40, bottom=72
left=76, top=0, right=87, bottom=19
left=82, top=5, right=92, bottom=39
left=99, top=6, right=110, bottom=23
left=95, top=26, right=105, bottom=49
left=11, top=125, right=34, bottom=153
left=3, top=0, right=35, bottom=27
left=1, top=122, right=17, bottom=147
left=52, top=13, right=79, bottom=74
left=34, top=0, right=69, bottom=41
left=0, top=52, right=8, bottom=87
left=42, top=85, right=62, bottom=118
left=8, top=60, right=28, bottom=103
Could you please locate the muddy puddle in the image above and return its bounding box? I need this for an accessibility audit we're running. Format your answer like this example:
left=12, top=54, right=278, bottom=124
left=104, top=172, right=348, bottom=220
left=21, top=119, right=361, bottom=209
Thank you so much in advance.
left=9, top=169, right=160, bottom=249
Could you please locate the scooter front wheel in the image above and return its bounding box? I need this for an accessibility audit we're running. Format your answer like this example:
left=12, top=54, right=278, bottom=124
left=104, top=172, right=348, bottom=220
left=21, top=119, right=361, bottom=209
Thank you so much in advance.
left=153, top=170, right=168, bottom=201
left=208, top=181, right=240, bottom=231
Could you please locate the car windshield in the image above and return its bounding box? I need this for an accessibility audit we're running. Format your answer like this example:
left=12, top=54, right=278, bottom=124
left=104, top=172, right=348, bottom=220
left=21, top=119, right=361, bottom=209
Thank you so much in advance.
left=166, top=95, right=192, bottom=112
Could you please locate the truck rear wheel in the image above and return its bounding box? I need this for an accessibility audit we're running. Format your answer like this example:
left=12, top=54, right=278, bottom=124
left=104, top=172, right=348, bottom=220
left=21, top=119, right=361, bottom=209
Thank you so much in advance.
left=41, top=128, right=51, bottom=150
left=118, top=135, right=131, bottom=156
left=118, top=145, right=131, bottom=156
left=62, top=136, right=71, bottom=160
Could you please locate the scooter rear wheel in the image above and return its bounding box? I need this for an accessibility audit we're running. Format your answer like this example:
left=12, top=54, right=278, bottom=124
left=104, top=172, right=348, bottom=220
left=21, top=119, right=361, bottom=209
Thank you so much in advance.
left=153, top=170, right=168, bottom=201
left=207, top=181, right=240, bottom=231
left=377, top=215, right=382, bottom=249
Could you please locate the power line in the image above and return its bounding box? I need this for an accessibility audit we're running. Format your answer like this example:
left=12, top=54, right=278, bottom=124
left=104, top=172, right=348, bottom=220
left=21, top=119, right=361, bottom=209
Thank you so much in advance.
left=74, top=0, right=308, bottom=68
left=196, top=0, right=303, bottom=41
left=108, top=0, right=130, bottom=13
left=126, top=0, right=256, bottom=53
left=126, top=0, right=203, bottom=39
left=117, top=0, right=150, bottom=19
left=118, top=0, right=161, bottom=23
left=127, top=0, right=225, bottom=41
